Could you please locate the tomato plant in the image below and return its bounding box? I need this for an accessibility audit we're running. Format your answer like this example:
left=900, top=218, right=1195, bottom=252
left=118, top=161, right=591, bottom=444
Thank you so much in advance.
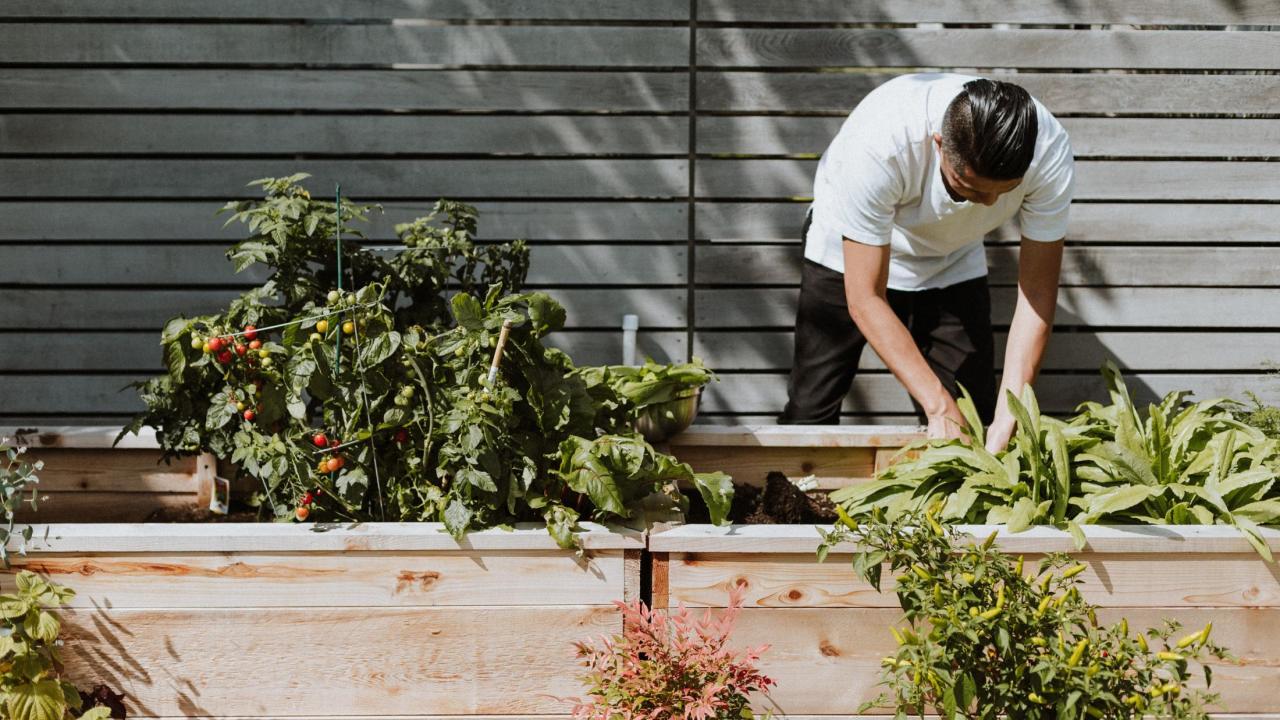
left=120, top=174, right=732, bottom=546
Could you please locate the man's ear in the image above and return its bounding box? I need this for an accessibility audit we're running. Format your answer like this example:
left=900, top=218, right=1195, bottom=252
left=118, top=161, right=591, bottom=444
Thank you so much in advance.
left=932, top=132, right=943, bottom=148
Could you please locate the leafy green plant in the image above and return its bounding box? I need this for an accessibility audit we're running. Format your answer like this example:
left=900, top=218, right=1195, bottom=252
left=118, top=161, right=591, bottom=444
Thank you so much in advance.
left=0, top=444, right=41, bottom=566
left=569, top=586, right=774, bottom=720
left=818, top=511, right=1229, bottom=719
left=121, top=174, right=733, bottom=546
left=577, top=358, right=717, bottom=414
left=832, top=362, right=1280, bottom=557
left=1232, top=391, right=1280, bottom=441
left=0, top=572, right=111, bottom=720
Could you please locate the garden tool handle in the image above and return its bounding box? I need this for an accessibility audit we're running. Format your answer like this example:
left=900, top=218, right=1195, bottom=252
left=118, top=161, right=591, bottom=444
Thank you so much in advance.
left=486, top=320, right=513, bottom=386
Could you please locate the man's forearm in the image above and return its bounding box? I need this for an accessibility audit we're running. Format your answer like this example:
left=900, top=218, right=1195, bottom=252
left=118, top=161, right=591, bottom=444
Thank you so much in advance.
left=998, top=301, right=1053, bottom=403
left=849, top=296, right=952, bottom=416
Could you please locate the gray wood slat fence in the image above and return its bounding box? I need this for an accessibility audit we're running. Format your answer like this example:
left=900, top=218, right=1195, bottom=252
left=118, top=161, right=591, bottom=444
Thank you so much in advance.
left=1, top=1, right=1278, bottom=423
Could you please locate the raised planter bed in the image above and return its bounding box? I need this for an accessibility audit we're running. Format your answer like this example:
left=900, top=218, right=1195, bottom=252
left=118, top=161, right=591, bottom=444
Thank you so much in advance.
left=3, top=426, right=218, bottom=522
left=666, top=425, right=923, bottom=490
left=650, top=523, right=1280, bottom=718
left=3, top=522, right=641, bottom=718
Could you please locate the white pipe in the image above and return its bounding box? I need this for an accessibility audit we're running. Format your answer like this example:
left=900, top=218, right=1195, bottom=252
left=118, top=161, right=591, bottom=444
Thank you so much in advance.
left=621, top=314, right=639, bottom=366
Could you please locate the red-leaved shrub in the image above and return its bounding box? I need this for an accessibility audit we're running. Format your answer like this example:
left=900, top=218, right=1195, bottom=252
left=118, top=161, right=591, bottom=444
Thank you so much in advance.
left=570, top=586, right=774, bottom=720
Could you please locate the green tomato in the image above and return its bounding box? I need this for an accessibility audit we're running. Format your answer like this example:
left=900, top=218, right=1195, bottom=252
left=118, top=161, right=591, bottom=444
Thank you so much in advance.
left=309, top=332, right=323, bottom=343
left=261, top=357, right=274, bottom=368
left=190, top=336, right=203, bottom=350
left=454, top=346, right=466, bottom=358
left=400, top=386, right=415, bottom=398
left=327, top=290, right=340, bottom=305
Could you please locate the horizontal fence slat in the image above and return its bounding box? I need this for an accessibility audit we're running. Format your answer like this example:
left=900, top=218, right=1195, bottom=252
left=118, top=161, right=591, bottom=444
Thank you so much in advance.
left=695, top=159, right=1280, bottom=201
left=696, top=287, right=1280, bottom=328
left=696, top=28, right=1280, bottom=70
left=698, top=0, right=1280, bottom=25
left=693, top=331, right=1280, bottom=372
left=0, top=244, right=687, bottom=286
left=0, top=331, right=687, bottom=371
left=698, top=116, right=1280, bottom=158
left=0, top=201, right=688, bottom=242
left=0, top=114, right=689, bottom=156
left=0, top=24, right=687, bottom=67
left=694, top=245, right=1280, bottom=287
left=0, top=288, right=685, bottom=331
left=698, top=72, right=1280, bottom=114
left=0, top=69, right=688, bottom=111
left=0, top=159, right=688, bottom=199
left=701, top=373, right=1280, bottom=415
left=696, top=201, right=1280, bottom=244
left=0, top=0, right=689, bottom=20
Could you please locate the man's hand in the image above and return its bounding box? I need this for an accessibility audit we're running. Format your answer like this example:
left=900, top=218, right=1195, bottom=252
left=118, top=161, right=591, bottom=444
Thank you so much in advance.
left=985, top=408, right=1016, bottom=453
left=927, top=394, right=968, bottom=441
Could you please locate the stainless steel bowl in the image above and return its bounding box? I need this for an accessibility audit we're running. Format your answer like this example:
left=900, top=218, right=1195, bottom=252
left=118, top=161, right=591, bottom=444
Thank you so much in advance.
left=635, top=388, right=701, bottom=443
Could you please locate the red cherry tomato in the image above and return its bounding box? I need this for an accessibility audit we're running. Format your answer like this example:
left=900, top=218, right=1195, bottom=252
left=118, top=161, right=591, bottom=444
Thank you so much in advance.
left=208, top=337, right=225, bottom=352
left=234, top=344, right=247, bottom=356
left=328, top=437, right=340, bottom=448
left=301, top=491, right=315, bottom=506
left=217, top=350, right=233, bottom=365
left=295, top=506, right=310, bottom=521
left=394, top=429, right=409, bottom=444
left=248, top=339, right=262, bottom=350
left=243, top=409, right=256, bottom=422
left=312, top=433, right=328, bottom=448
left=244, top=325, right=258, bottom=341
left=326, top=456, right=344, bottom=473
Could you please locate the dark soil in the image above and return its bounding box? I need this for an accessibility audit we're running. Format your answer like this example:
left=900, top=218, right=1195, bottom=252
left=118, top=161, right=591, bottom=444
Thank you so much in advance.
left=144, top=505, right=259, bottom=523
left=685, top=471, right=838, bottom=524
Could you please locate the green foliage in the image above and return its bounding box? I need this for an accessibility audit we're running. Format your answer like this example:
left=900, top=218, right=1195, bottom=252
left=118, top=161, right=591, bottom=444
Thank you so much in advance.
left=577, top=357, right=717, bottom=412
left=832, top=362, right=1280, bottom=557
left=818, top=511, right=1230, bottom=720
left=0, top=572, right=111, bottom=720
left=121, top=174, right=732, bottom=547
left=1234, top=392, right=1280, bottom=441
left=0, top=444, right=40, bottom=566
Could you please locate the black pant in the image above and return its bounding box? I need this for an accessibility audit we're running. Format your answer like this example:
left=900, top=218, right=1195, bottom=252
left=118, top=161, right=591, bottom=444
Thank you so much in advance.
left=780, top=250, right=997, bottom=425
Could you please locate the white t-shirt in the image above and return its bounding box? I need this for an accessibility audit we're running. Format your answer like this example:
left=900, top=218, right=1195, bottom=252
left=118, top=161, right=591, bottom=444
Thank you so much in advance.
left=804, top=73, right=1075, bottom=291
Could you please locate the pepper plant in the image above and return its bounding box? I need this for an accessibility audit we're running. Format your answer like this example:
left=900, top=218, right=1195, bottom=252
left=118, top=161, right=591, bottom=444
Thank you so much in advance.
left=0, top=572, right=111, bottom=720
left=121, top=174, right=733, bottom=545
left=0, top=443, right=40, bottom=566
left=818, top=510, right=1230, bottom=719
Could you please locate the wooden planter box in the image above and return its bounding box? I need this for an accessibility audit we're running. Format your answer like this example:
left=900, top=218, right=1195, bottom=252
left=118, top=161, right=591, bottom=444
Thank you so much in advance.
left=2, top=427, right=218, bottom=522
left=650, top=524, right=1280, bottom=718
left=3, top=522, right=642, bottom=718
left=666, top=426, right=923, bottom=491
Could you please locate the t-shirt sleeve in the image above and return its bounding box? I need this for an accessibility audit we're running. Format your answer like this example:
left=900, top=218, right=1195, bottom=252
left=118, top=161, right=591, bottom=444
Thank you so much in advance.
left=825, top=146, right=902, bottom=247
left=1018, top=127, right=1075, bottom=242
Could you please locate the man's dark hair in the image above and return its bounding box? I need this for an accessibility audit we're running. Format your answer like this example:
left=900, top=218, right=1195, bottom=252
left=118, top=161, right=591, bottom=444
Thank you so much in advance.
left=941, top=79, right=1038, bottom=181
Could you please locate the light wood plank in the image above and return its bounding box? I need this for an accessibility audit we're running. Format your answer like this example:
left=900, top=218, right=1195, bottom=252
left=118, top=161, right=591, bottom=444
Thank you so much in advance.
left=0, top=114, right=688, bottom=155
left=0, top=0, right=687, bottom=20
left=0, top=69, right=687, bottom=111
left=697, top=373, right=1280, bottom=415
left=0, top=201, right=687, bottom=242
left=0, top=24, right=686, bottom=67
left=696, top=287, right=1280, bottom=328
left=670, top=446, right=876, bottom=490
left=699, top=116, right=1280, bottom=158
left=667, top=426, right=923, bottom=449
left=695, top=159, right=1280, bottom=201
left=650, top=523, right=1280, bottom=555
left=726, top=607, right=1280, bottom=715
left=696, top=202, right=1280, bottom=244
left=0, top=426, right=157, bottom=449
left=695, top=245, right=1280, bottom=287
left=4, top=551, right=625, bottom=607
left=0, top=244, right=687, bottom=286
left=699, top=0, right=1280, bottom=24
left=57, top=606, right=616, bottom=716
left=19, top=449, right=195, bottom=493
left=698, top=72, right=1280, bottom=114
left=12, top=522, right=641, bottom=552
left=697, top=28, right=1280, bottom=70
left=666, top=552, right=1280, bottom=609
left=0, top=287, right=686, bottom=330
left=0, top=159, right=688, bottom=199
left=692, top=330, right=1280, bottom=372
left=0, top=330, right=687, bottom=371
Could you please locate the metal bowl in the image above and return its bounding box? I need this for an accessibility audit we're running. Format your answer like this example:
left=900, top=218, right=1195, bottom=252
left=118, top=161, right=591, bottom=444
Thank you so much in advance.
left=635, top=388, right=701, bottom=443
